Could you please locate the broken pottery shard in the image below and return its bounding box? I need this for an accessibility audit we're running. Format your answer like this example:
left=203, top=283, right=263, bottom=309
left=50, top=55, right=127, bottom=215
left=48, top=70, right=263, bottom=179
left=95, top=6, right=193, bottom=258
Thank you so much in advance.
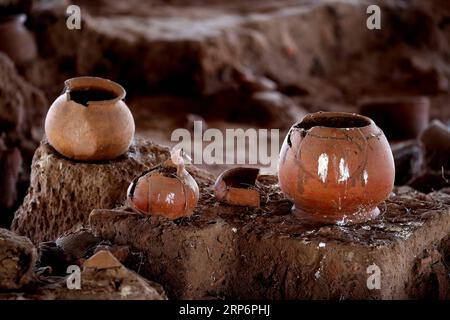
left=0, top=228, right=37, bottom=290
left=83, top=250, right=122, bottom=270
left=12, top=139, right=170, bottom=243
left=214, top=167, right=261, bottom=207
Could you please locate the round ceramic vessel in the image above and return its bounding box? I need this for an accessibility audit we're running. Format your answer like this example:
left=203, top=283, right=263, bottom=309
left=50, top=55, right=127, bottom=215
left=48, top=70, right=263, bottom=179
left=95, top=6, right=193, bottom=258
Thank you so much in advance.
left=0, top=14, right=37, bottom=64
left=278, top=112, right=395, bottom=224
left=45, top=76, right=135, bottom=161
left=127, top=162, right=199, bottom=219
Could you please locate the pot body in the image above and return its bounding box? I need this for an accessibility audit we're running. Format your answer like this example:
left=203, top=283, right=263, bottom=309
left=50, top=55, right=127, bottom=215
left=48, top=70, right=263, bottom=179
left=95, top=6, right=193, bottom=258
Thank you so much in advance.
left=45, top=77, right=135, bottom=161
left=278, top=112, right=395, bottom=224
left=127, top=169, right=199, bottom=219
left=0, top=14, right=37, bottom=64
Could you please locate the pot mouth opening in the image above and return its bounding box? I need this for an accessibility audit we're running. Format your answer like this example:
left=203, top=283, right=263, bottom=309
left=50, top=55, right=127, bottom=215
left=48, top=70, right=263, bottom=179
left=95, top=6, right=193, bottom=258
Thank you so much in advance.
left=294, top=112, right=372, bottom=130
left=64, top=76, right=126, bottom=107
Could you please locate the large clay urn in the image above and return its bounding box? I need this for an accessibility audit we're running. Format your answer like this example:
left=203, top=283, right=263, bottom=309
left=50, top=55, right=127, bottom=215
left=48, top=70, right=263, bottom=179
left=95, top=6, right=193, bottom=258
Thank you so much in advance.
left=45, top=77, right=135, bottom=161
left=278, top=112, right=395, bottom=224
left=0, top=14, right=37, bottom=64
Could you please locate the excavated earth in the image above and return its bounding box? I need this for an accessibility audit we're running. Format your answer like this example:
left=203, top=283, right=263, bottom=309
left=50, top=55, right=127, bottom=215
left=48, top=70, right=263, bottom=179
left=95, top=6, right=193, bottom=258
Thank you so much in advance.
left=9, top=138, right=450, bottom=299
left=89, top=178, right=450, bottom=299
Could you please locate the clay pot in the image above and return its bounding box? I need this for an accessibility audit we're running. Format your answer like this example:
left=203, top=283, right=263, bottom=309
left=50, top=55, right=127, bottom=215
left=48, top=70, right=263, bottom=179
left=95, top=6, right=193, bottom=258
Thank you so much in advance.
left=278, top=112, right=395, bottom=224
left=214, top=167, right=260, bottom=208
left=127, top=149, right=199, bottom=219
left=0, top=14, right=37, bottom=64
left=359, top=96, right=430, bottom=140
left=45, top=77, right=135, bottom=161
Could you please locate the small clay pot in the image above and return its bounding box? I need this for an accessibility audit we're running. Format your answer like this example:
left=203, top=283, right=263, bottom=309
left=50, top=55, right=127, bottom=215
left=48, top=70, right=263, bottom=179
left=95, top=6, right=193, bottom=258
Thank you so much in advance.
left=278, top=112, right=395, bottom=224
left=359, top=96, right=430, bottom=140
left=45, top=77, right=135, bottom=161
left=0, top=14, right=37, bottom=64
left=127, top=150, right=199, bottom=219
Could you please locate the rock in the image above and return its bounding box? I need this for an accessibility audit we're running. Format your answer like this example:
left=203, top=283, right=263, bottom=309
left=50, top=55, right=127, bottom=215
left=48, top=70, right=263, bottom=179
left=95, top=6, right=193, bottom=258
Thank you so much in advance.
left=26, top=251, right=167, bottom=300
left=60, top=259, right=167, bottom=300
left=83, top=250, right=122, bottom=270
left=249, top=91, right=306, bottom=128
left=89, top=178, right=450, bottom=299
left=408, top=170, right=450, bottom=193
left=0, top=53, right=47, bottom=227
left=0, top=147, right=22, bottom=209
left=420, top=120, right=450, bottom=171
left=55, top=228, right=102, bottom=262
left=23, top=0, right=450, bottom=102
left=12, top=139, right=170, bottom=243
left=36, top=241, right=68, bottom=275
left=391, top=140, right=423, bottom=185
left=231, top=66, right=277, bottom=93
left=0, top=228, right=37, bottom=290
left=94, top=244, right=130, bottom=264
left=0, top=53, right=46, bottom=141
left=36, top=229, right=130, bottom=276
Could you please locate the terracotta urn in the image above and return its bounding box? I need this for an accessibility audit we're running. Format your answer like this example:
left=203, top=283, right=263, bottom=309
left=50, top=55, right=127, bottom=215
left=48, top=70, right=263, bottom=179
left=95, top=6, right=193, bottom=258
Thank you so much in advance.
left=359, top=96, right=430, bottom=140
left=278, top=112, right=395, bottom=224
left=45, top=77, right=135, bottom=161
left=0, top=14, right=37, bottom=64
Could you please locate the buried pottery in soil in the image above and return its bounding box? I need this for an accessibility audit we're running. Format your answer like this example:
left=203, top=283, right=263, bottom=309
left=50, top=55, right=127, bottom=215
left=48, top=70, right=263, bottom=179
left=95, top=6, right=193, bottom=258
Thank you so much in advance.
left=45, top=77, right=135, bottom=161
left=278, top=112, right=395, bottom=224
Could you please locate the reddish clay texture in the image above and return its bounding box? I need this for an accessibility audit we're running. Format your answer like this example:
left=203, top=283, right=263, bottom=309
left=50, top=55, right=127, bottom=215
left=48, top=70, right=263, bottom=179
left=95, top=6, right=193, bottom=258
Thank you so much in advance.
left=278, top=112, right=395, bottom=224
left=127, top=156, right=199, bottom=220
left=214, top=167, right=260, bottom=208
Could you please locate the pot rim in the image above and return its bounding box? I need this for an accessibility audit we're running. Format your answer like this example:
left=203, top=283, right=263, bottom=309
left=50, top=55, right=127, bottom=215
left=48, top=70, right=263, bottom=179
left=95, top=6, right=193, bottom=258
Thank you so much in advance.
left=293, top=111, right=375, bottom=132
left=64, top=76, right=126, bottom=105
